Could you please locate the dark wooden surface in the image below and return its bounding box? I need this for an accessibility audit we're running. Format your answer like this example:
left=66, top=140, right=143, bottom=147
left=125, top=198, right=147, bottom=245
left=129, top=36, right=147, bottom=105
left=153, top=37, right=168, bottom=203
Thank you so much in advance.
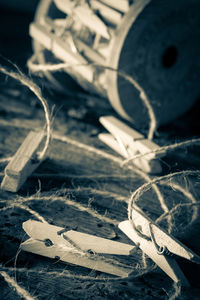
left=0, top=6, right=200, bottom=300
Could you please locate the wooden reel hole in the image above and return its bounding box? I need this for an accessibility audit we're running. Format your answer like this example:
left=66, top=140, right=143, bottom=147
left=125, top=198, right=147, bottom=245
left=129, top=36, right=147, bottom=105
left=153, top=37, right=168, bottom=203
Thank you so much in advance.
left=162, top=46, right=178, bottom=69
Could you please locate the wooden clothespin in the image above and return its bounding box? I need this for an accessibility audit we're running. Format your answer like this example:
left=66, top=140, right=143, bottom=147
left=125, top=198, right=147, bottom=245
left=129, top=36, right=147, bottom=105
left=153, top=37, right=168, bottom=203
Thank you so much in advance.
left=54, top=0, right=75, bottom=15
left=73, top=6, right=110, bottom=40
left=119, top=207, right=200, bottom=286
left=29, top=22, right=94, bottom=82
left=99, top=116, right=164, bottom=173
left=99, top=0, right=130, bottom=14
left=1, top=131, right=45, bottom=192
left=21, top=220, right=135, bottom=277
left=54, top=0, right=110, bottom=39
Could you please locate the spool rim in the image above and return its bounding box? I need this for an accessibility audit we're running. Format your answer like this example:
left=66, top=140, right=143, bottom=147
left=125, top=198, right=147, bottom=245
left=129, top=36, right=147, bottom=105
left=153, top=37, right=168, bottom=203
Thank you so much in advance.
left=107, top=0, right=151, bottom=123
left=107, top=0, right=200, bottom=127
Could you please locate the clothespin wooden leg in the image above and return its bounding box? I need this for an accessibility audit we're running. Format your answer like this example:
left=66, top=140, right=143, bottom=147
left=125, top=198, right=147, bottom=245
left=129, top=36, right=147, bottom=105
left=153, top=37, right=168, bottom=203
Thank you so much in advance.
left=118, top=206, right=200, bottom=286
left=99, top=116, right=164, bottom=173
left=20, top=220, right=136, bottom=277
left=1, top=131, right=45, bottom=192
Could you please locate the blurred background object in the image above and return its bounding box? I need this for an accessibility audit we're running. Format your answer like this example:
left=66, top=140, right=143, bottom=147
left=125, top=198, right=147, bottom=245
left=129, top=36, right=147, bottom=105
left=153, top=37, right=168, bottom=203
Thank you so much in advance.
left=0, top=0, right=200, bottom=136
left=0, top=0, right=39, bottom=65
left=29, top=0, right=200, bottom=129
left=0, top=0, right=39, bottom=13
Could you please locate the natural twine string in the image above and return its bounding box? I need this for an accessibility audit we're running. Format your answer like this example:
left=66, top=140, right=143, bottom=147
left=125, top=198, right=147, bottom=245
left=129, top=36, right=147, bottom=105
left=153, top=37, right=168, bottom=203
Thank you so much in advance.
left=0, top=202, right=48, bottom=223
left=0, top=119, right=199, bottom=173
left=0, top=191, right=119, bottom=225
left=53, top=133, right=166, bottom=215
left=156, top=202, right=200, bottom=228
left=1, top=165, right=199, bottom=299
left=0, top=65, right=51, bottom=160
left=129, top=170, right=200, bottom=213
left=0, top=196, right=135, bottom=285
left=0, top=65, right=199, bottom=297
left=2, top=118, right=198, bottom=235
left=2, top=60, right=198, bottom=237
left=1, top=177, right=197, bottom=231
left=122, top=137, right=200, bottom=166
left=169, top=282, right=181, bottom=300
left=0, top=271, right=36, bottom=300
left=0, top=119, right=165, bottom=222
left=0, top=120, right=198, bottom=236
left=0, top=157, right=12, bottom=163
left=0, top=264, right=153, bottom=283
left=162, top=182, right=198, bottom=227
left=128, top=170, right=200, bottom=239
left=27, top=56, right=157, bottom=140
left=2, top=120, right=199, bottom=236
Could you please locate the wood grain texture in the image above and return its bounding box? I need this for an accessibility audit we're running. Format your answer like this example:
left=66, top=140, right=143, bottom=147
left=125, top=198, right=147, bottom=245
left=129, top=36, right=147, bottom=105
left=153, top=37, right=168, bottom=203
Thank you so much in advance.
left=0, top=5, right=200, bottom=297
left=23, top=219, right=135, bottom=255
left=1, top=131, right=44, bottom=192
left=99, top=116, right=163, bottom=173
left=119, top=220, right=190, bottom=286
left=21, top=239, right=133, bottom=277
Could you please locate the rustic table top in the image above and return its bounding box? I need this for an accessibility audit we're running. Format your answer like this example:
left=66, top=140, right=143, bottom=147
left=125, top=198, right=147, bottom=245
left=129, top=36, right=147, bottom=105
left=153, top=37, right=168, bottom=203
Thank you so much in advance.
left=0, top=7, right=200, bottom=300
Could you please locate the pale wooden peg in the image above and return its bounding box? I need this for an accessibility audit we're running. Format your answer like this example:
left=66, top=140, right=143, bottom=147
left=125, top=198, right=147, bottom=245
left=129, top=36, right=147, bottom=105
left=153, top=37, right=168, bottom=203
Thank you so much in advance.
left=65, top=230, right=135, bottom=255
left=98, top=133, right=162, bottom=173
left=21, top=239, right=132, bottom=277
left=21, top=220, right=135, bottom=277
left=90, top=1, right=122, bottom=25
left=29, top=23, right=94, bottom=82
left=55, top=0, right=122, bottom=26
left=74, top=6, right=110, bottom=40
left=99, top=116, right=164, bottom=173
left=99, top=0, right=130, bottom=14
left=131, top=207, right=200, bottom=263
left=119, top=220, right=190, bottom=286
left=100, top=116, right=163, bottom=159
left=23, top=220, right=135, bottom=256
left=54, top=0, right=75, bottom=15
left=44, top=17, right=106, bottom=64
left=54, top=0, right=110, bottom=39
left=1, top=131, right=45, bottom=192
left=119, top=208, right=200, bottom=285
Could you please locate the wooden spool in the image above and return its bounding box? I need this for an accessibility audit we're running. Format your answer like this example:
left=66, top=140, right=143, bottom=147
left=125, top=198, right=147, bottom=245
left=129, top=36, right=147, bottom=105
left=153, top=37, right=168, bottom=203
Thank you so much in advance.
left=32, top=0, right=200, bottom=128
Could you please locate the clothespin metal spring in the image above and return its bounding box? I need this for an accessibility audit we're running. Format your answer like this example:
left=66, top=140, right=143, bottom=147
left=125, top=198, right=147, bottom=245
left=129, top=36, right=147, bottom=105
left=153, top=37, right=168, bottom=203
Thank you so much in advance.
left=149, top=223, right=174, bottom=256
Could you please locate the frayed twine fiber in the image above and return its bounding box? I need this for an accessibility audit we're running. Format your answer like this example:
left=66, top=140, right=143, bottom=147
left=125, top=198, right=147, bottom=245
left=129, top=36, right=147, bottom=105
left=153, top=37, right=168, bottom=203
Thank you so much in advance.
left=129, top=170, right=200, bottom=212
left=128, top=170, right=200, bottom=237
left=0, top=121, right=199, bottom=238
left=0, top=203, right=47, bottom=223
left=22, top=194, right=120, bottom=225
left=1, top=191, right=119, bottom=225
left=0, top=120, right=165, bottom=219
left=0, top=157, right=12, bottom=163
left=0, top=271, right=36, bottom=300
left=0, top=119, right=199, bottom=176
left=162, top=182, right=198, bottom=228
left=52, top=134, right=166, bottom=215
left=0, top=196, right=135, bottom=281
left=0, top=65, right=51, bottom=160
left=122, top=137, right=200, bottom=166
left=1, top=120, right=199, bottom=236
left=0, top=264, right=154, bottom=283
left=168, top=282, right=181, bottom=300
left=1, top=154, right=199, bottom=298
left=0, top=63, right=199, bottom=297
left=27, top=56, right=157, bottom=140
